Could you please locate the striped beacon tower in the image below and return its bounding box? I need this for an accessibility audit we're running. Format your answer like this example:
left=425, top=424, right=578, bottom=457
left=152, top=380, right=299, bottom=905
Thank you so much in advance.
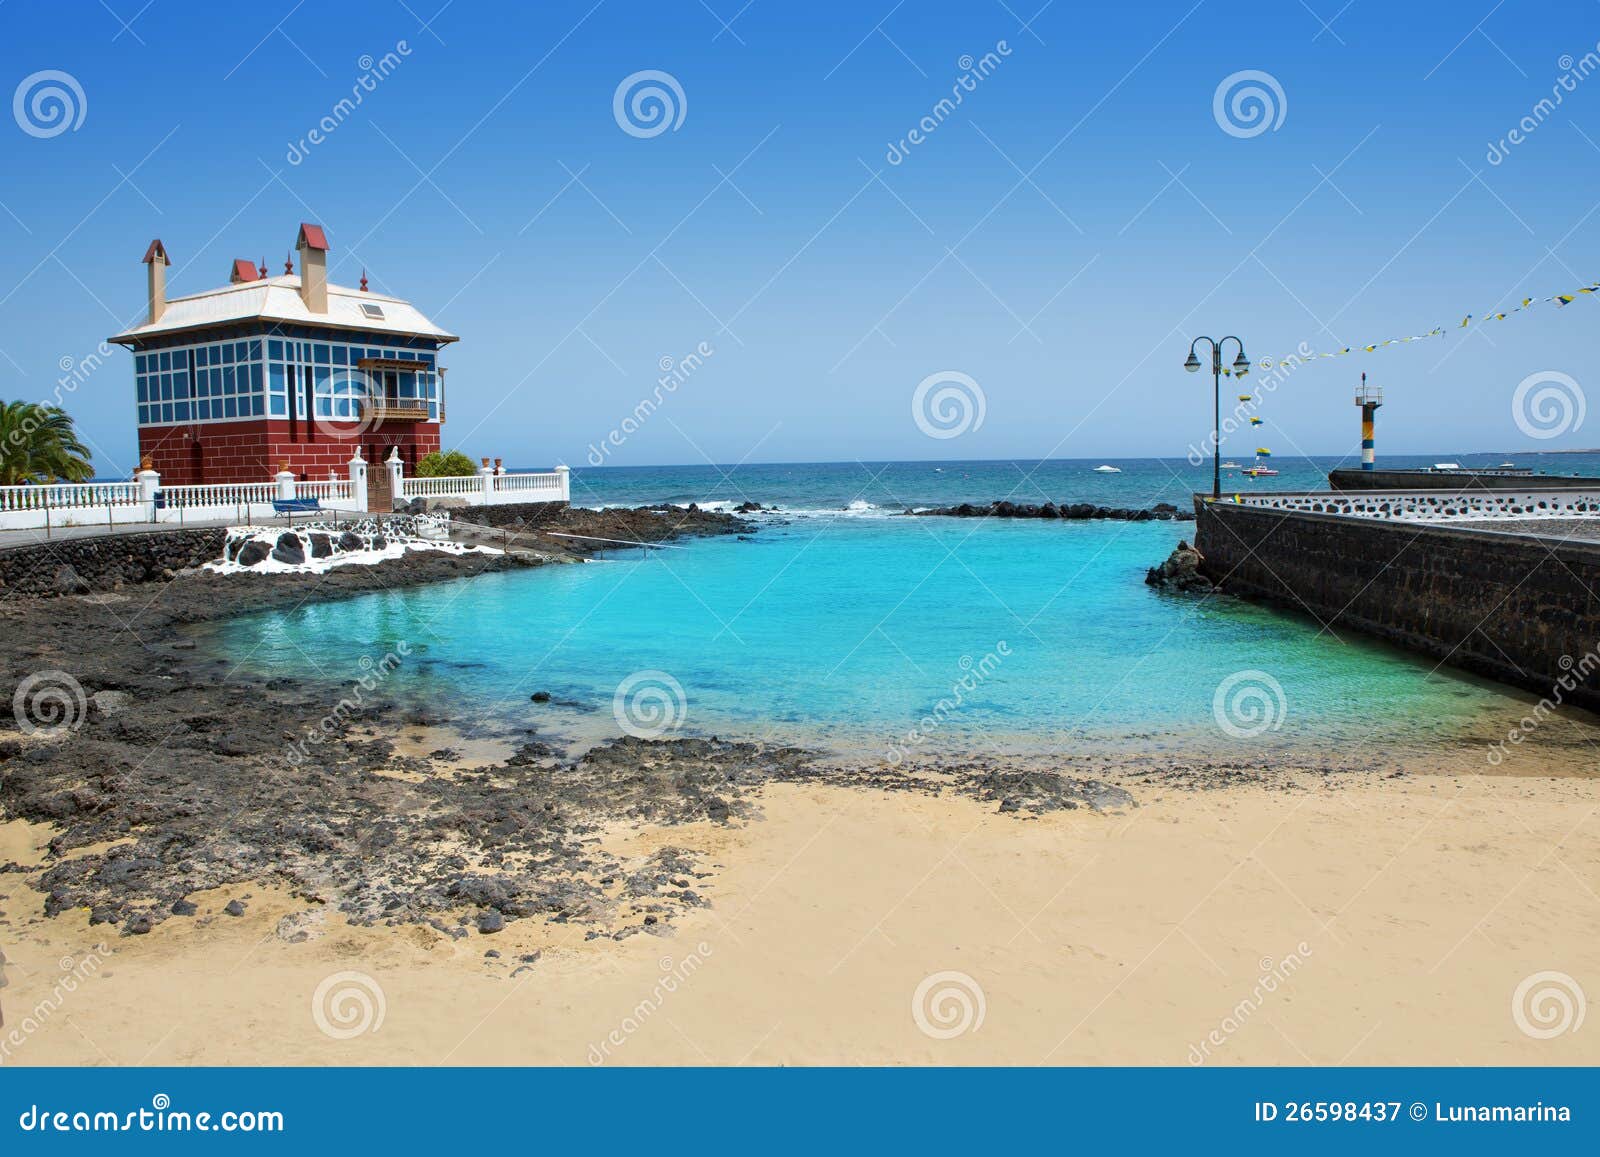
left=1355, top=372, right=1383, bottom=470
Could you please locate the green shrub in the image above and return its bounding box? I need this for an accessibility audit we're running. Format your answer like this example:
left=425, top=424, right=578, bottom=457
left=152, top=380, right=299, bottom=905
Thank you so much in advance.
left=415, top=449, right=478, bottom=477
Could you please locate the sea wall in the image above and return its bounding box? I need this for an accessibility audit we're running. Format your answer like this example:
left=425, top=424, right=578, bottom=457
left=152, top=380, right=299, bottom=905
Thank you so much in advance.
left=1194, top=499, right=1600, bottom=710
left=0, top=528, right=226, bottom=597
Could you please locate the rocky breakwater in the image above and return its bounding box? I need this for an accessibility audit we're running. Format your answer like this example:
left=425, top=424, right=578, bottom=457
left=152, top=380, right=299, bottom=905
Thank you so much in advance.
left=912, top=500, right=1193, bottom=522
left=449, top=500, right=755, bottom=557
left=211, top=515, right=490, bottom=574
left=1144, top=540, right=1216, bottom=593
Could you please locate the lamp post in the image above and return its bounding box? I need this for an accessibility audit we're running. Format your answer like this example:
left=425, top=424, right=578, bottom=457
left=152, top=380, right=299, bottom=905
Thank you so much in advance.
left=1185, top=336, right=1250, bottom=501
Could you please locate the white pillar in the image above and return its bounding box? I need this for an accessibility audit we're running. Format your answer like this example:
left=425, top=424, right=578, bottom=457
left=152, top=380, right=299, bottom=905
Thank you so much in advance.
left=479, top=457, right=495, bottom=505
left=554, top=463, right=570, bottom=503
left=275, top=465, right=296, bottom=501
left=136, top=464, right=160, bottom=504
left=385, top=447, right=403, bottom=508
left=348, top=450, right=368, bottom=513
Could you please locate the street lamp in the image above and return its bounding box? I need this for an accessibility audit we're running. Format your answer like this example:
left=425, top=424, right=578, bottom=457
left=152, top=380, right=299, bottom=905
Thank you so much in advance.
left=1185, top=336, right=1250, bottom=501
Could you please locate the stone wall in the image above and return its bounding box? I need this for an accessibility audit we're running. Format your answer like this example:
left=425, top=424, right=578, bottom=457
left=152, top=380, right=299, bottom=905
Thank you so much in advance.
left=0, top=528, right=225, bottom=597
left=1195, top=499, right=1600, bottom=710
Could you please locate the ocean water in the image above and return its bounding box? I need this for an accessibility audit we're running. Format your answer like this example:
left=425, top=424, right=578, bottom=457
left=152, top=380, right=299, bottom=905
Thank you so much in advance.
left=210, top=455, right=1577, bottom=762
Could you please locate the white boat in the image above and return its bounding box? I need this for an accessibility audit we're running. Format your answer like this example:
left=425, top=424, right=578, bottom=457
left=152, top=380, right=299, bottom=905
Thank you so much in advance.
left=1093, top=465, right=1121, bottom=473
left=1221, top=461, right=1241, bottom=469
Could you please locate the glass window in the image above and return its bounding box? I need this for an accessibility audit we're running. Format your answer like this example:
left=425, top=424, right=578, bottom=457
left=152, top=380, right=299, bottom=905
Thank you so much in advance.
left=269, top=364, right=284, bottom=394
left=135, top=354, right=147, bottom=374
left=249, top=340, right=262, bottom=359
left=251, top=394, right=265, bottom=416
left=224, top=397, right=238, bottom=418
left=333, top=345, right=348, bottom=366
left=314, top=366, right=330, bottom=393
left=313, top=343, right=330, bottom=363
left=428, top=402, right=438, bottom=420
left=158, top=351, right=170, bottom=371
left=135, top=377, right=146, bottom=403
left=233, top=341, right=246, bottom=361
left=172, top=349, right=187, bottom=368
left=251, top=364, right=262, bottom=391
left=176, top=375, right=189, bottom=400
left=268, top=339, right=283, bottom=360
left=160, top=375, right=173, bottom=401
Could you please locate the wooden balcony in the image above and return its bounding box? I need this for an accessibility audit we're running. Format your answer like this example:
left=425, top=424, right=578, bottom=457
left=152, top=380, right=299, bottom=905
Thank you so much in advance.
left=362, top=398, right=432, bottom=423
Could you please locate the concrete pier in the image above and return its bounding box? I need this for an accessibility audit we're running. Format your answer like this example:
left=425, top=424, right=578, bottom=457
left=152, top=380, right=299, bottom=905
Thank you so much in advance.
left=1194, top=497, right=1600, bottom=711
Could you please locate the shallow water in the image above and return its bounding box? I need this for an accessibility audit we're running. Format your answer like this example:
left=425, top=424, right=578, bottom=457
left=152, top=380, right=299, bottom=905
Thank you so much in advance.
left=215, top=504, right=1558, bottom=764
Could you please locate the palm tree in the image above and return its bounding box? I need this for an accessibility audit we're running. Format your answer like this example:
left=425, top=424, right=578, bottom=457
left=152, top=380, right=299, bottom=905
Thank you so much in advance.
left=0, top=400, right=94, bottom=485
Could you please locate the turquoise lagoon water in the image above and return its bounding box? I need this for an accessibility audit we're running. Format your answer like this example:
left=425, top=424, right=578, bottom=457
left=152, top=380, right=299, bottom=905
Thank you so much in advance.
left=212, top=456, right=1577, bottom=761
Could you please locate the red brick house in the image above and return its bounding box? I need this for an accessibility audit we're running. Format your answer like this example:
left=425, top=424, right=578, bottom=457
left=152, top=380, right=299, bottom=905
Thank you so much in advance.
left=109, top=223, right=457, bottom=487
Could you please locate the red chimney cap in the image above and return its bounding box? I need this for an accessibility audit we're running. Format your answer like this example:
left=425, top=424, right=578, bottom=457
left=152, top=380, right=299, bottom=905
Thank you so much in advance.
left=142, top=239, right=170, bottom=265
left=230, top=258, right=260, bottom=283
left=296, top=222, right=329, bottom=252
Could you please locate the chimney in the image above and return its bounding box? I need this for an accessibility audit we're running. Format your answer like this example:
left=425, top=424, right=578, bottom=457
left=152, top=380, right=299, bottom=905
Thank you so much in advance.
left=295, top=222, right=329, bottom=313
left=142, top=239, right=170, bottom=325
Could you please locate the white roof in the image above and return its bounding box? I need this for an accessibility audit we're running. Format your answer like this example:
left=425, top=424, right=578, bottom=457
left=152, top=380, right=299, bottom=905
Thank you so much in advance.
left=109, top=275, right=458, bottom=345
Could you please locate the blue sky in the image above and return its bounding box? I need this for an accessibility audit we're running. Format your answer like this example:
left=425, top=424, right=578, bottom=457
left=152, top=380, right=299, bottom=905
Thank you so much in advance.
left=4, top=0, right=1600, bottom=474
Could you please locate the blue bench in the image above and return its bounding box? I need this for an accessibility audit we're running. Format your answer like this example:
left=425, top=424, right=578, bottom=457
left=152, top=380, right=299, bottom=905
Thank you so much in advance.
left=272, top=497, right=323, bottom=518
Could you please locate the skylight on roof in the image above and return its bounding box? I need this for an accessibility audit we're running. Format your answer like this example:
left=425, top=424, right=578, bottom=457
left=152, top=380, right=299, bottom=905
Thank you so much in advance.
left=359, top=303, right=385, bottom=319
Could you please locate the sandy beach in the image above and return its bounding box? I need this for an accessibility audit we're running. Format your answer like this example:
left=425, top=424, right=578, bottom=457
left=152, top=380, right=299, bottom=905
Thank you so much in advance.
left=5, top=765, right=1596, bottom=1066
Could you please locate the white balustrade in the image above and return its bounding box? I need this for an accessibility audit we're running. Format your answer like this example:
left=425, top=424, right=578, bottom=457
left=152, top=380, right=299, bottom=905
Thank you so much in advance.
left=1225, top=488, right=1600, bottom=523
left=160, top=481, right=279, bottom=509
left=0, top=481, right=141, bottom=512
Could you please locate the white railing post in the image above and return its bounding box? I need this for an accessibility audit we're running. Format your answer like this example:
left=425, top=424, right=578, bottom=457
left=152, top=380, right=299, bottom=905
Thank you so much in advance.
left=555, top=463, right=570, bottom=502
left=349, top=450, right=368, bottom=514
left=136, top=462, right=160, bottom=516
left=275, top=464, right=296, bottom=502
left=479, top=457, right=495, bottom=505
left=386, top=447, right=404, bottom=510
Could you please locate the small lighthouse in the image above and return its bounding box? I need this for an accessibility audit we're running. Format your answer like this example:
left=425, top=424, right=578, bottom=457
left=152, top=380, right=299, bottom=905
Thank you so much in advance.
left=1355, top=372, right=1383, bottom=470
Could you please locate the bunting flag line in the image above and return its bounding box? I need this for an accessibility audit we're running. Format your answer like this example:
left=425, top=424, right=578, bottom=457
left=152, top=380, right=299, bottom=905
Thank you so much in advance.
left=1219, top=278, right=1599, bottom=374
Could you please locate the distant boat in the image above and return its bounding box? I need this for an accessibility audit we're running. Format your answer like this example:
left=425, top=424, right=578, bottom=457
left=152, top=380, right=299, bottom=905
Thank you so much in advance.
left=1221, top=461, right=1241, bottom=469
left=1093, top=465, right=1121, bottom=473
left=1241, top=448, right=1277, bottom=477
